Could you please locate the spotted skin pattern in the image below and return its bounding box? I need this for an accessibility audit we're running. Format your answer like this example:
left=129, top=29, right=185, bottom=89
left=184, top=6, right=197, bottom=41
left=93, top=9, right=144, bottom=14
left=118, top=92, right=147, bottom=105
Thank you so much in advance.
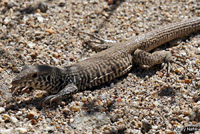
left=11, top=17, right=200, bottom=105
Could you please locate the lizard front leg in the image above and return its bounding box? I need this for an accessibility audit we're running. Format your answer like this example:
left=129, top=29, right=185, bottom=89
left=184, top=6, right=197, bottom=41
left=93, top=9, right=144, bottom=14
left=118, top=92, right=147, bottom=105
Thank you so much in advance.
left=81, top=31, right=116, bottom=52
left=41, top=83, right=78, bottom=106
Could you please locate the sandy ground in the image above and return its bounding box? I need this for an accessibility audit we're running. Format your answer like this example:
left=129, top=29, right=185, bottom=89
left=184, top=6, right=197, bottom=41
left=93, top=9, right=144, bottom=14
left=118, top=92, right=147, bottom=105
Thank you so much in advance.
left=0, top=0, right=200, bottom=133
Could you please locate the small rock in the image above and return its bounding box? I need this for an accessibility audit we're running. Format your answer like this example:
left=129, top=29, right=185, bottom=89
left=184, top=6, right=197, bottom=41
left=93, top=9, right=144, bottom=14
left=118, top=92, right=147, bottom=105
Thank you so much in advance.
left=58, top=1, right=65, bottom=7
left=0, top=129, right=12, bottom=134
left=10, top=116, right=18, bottom=123
left=30, top=52, right=38, bottom=59
left=180, top=51, right=187, bottom=57
left=0, top=107, right=5, bottom=113
left=16, top=128, right=27, bottom=134
left=2, top=114, right=10, bottom=122
left=68, top=54, right=75, bottom=62
left=52, top=57, right=59, bottom=64
left=184, top=79, right=191, bottom=84
left=27, top=41, right=35, bottom=48
left=63, top=106, right=70, bottom=115
left=107, top=0, right=114, bottom=5
left=4, top=17, right=11, bottom=24
left=31, top=119, right=38, bottom=125
left=153, top=101, right=159, bottom=107
left=27, top=111, right=38, bottom=120
left=52, top=52, right=59, bottom=58
left=44, top=127, right=54, bottom=132
left=152, top=125, right=159, bottom=129
left=70, top=105, right=81, bottom=112
left=36, top=13, right=44, bottom=23
left=138, top=22, right=143, bottom=28
left=157, top=71, right=164, bottom=77
left=197, top=47, right=200, bottom=54
left=175, top=67, right=184, bottom=73
left=141, top=120, right=152, bottom=133
left=184, top=111, right=190, bottom=116
left=0, top=43, right=4, bottom=47
left=193, top=94, right=200, bottom=102
left=46, top=29, right=55, bottom=34
left=16, top=111, right=22, bottom=116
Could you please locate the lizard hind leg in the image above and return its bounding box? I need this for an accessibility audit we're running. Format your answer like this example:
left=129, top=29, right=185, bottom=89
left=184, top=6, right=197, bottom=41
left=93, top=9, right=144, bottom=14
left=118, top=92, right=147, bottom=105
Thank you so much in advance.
left=132, top=49, right=174, bottom=67
left=133, top=49, right=193, bottom=77
left=132, top=49, right=175, bottom=76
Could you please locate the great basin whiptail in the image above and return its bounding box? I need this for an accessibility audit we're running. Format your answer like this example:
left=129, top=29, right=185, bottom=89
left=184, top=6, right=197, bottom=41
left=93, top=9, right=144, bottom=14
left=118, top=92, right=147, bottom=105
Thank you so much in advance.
left=11, top=17, right=200, bottom=105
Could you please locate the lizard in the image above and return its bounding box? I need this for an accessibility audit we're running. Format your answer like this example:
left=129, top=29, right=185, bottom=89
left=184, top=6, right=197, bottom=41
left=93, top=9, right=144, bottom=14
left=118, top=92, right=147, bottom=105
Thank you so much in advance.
left=11, top=17, right=200, bottom=106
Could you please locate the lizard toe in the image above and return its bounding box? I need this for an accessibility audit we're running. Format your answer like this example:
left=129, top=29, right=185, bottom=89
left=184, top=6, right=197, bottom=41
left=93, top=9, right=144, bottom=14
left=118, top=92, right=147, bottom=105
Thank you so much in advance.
left=40, top=95, right=56, bottom=106
left=49, top=95, right=61, bottom=106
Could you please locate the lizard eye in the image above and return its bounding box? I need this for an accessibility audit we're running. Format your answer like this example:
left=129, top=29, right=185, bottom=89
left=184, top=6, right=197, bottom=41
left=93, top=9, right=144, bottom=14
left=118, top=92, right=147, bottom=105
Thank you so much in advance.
left=32, top=73, right=38, bottom=78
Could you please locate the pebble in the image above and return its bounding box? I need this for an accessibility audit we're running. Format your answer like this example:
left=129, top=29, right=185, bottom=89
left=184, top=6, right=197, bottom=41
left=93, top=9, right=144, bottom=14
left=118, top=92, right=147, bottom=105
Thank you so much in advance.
left=4, top=17, right=11, bottom=24
left=52, top=52, right=59, bottom=58
left=63, top=106, right=70, bottom=115
left=10, top=116, right=18, bottom=123
left=37, top=16, right=44, bottom=23
left=0, top=107, right=5, bottom=113
left=179, top=51, right=187, bottom=57
left=141, top=120, right=152, bottom=133
left=27, top=111, right=38, bottom=120
left=175, top=67, right=184, bottom=73
left=31, top=119, right=38, bottom=125
left=15, top=128, right=27, bottom=134
left=16, top=111, right=23, bottom=116
left=70, top=105, right=81, bottom=112
left=2, top=114, right=10, bottom=121
left=184, top=79, right=191, bottom=84
left=153, top=101, right=159, bottom=107
left=52, top=57, right=59, bottom=64
left=0, top=129, right=12, bottom=134
left=44, top=127, right=54, bottom=132
left=27, top=41, right=35, bottom=48
left=152, top=125, right=158, bottom=130
left=197, top=47, right=200, bottom=54
left=46, top=29, right=55, bottom=34
left=58, top=1, right=65, bottom=7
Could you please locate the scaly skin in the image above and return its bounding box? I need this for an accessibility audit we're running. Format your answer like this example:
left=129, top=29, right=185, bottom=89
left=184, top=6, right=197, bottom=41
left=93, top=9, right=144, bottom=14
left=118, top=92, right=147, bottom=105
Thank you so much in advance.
left=11, top=17, right=200, bottom=105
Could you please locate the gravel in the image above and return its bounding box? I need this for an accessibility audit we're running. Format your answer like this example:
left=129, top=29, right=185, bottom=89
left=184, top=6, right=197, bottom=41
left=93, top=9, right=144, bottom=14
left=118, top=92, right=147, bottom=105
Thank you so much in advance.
left=0, top=0, right=200, bottom=133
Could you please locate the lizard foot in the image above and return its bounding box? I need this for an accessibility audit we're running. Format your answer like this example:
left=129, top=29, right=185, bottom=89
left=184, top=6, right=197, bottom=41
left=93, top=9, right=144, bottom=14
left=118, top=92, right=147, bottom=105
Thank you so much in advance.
left=74, top=28, right=116, bottom=52
left=162, top=53, right=194, bottom=78
left=40, top=83, right=78, bottom=107
left=40, top=94, right=61, bottom=107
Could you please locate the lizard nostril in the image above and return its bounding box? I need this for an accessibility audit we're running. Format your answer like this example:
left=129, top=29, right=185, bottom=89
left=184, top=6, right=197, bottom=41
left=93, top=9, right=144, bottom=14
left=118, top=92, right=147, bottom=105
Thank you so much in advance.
left=32, top=73, right=37, bottom=78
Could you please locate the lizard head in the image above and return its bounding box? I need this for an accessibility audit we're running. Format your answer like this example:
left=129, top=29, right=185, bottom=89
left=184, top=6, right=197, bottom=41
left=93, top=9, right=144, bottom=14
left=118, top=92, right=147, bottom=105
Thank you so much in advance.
left=11, top=65, right=60, bottom=94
